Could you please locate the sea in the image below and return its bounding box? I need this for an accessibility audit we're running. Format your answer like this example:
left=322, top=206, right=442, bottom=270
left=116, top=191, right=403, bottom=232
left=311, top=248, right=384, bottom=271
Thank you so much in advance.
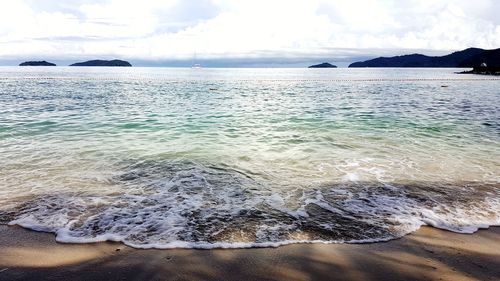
left=0, top=67, right=499, bottom=249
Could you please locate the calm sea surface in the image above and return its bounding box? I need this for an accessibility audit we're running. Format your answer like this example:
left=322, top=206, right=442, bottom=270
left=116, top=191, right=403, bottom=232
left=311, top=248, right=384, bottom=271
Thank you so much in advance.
left=0, top=67, right=499, bottom=248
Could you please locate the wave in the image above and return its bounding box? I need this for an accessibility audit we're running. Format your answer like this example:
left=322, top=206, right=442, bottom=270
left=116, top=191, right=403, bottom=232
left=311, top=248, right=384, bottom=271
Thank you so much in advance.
left=2, top=160, right=499, bottom=249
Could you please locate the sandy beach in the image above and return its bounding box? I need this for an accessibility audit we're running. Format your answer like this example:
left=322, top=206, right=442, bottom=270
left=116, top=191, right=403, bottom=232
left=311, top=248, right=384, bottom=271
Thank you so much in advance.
left=0, top=225, right=498, bottom=281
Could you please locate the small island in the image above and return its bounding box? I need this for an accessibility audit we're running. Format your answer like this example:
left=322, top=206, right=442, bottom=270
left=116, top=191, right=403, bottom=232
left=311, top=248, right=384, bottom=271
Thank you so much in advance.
left=308, top=62, right=337, bottom=68
left=70, top=59, right=132, bottom=67
left=19, top=61, right=56, bottom=66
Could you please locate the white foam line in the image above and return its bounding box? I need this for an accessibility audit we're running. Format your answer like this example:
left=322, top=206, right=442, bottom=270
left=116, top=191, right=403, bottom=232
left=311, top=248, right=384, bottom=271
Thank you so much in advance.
left=53, top=233, right=398, bottom=250
left=8, top=220, right=498, bottom=250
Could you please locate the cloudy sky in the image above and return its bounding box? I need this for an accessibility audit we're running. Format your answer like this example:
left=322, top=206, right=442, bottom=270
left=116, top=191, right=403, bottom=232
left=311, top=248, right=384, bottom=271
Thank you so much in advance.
left=1, top=0, right=499, bottom=66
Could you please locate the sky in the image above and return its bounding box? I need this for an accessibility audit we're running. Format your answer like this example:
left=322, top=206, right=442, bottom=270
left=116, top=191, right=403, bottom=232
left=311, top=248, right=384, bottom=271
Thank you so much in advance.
left=0, top=0, right=499, bottom=66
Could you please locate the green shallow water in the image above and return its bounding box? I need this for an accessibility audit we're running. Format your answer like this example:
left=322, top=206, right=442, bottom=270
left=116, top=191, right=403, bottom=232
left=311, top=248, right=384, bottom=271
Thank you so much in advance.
left=0, top=67, right=499, bottom=248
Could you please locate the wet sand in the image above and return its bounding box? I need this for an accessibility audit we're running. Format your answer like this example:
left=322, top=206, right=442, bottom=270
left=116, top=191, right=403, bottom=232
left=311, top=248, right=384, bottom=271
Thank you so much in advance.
left=0, top=225, right=498, bottom=281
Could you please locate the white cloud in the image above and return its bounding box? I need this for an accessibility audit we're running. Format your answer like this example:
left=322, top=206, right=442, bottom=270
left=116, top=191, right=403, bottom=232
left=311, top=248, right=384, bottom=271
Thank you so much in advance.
left=0, top=0, right=499, bottom=61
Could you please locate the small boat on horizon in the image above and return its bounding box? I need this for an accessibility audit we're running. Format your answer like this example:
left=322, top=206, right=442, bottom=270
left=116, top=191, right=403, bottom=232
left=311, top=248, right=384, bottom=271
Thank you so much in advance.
left=191, top=63, right=202, bottom=69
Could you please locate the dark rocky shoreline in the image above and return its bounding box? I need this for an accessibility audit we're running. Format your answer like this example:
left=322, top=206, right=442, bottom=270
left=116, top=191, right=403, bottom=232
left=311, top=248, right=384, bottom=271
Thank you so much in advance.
left=459, top=66, right=500, bottom=75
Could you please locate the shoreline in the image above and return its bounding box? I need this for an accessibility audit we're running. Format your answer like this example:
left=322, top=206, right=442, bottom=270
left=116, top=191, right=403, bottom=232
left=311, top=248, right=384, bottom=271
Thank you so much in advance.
left=0, top=225, right=498, bottom=281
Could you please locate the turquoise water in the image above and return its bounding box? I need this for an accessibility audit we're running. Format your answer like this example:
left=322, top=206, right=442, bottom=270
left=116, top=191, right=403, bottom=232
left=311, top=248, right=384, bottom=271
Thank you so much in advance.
left=0, top=67, right=499, bottom=248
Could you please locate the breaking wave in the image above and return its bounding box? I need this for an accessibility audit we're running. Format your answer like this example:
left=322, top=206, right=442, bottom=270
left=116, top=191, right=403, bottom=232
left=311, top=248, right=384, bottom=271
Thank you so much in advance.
left=2, top=159, right=499, bottom=249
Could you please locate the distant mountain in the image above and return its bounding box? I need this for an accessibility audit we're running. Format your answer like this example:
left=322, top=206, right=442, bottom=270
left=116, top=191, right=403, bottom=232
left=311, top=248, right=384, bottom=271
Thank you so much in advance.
left=308, top=62, right=337, bottom=68
left=19, top=61, right=56, bottom=66
left=457, top=48, right=500, bottom=67
left=349, top=48, right=499, bottom=68
left=70, top=60, right=132, bottom=67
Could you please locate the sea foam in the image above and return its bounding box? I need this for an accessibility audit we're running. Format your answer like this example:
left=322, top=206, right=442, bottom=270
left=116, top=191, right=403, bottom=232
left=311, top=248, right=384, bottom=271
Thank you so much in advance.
left=4, top=160, right=500, bottom=249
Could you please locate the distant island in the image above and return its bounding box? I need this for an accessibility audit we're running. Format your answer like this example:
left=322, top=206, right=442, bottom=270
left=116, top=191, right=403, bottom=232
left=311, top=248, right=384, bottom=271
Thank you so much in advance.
left=349, top=47, right=500, bottom=68
left=19, top=61, right=56, bottom=66
left=308, top=62, right=337, bottom=68
left=70, top=60, right=132, bottom=67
